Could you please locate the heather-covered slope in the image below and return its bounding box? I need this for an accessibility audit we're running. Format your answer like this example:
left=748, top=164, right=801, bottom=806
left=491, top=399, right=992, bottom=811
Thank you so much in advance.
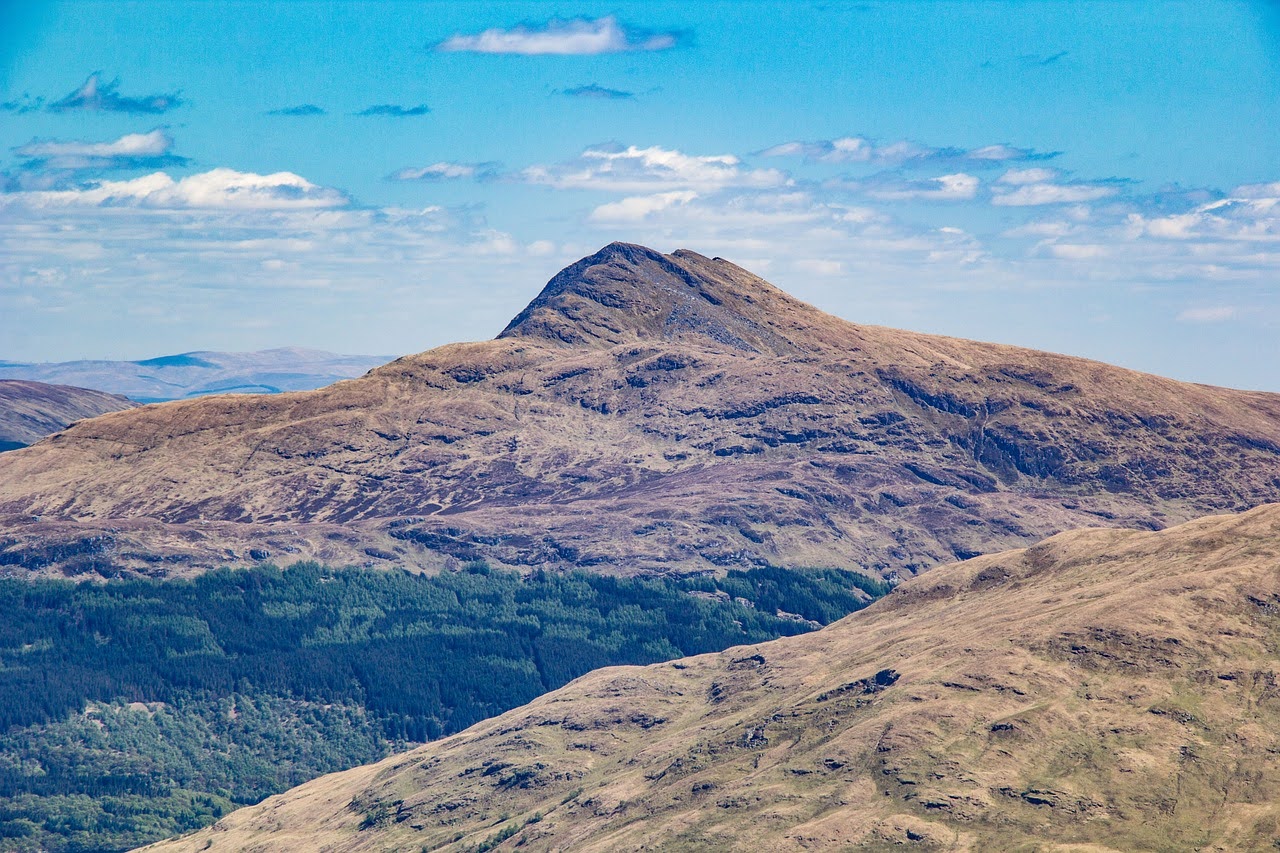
left=142, top=503, right=1280, bottom=852
left=3, top=243, right=1280, bottom=578
left=0, top=380, right=135, bottom=451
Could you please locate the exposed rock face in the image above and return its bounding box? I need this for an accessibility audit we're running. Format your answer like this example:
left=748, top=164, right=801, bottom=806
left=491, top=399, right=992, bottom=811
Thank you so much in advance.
left=0, top=380, right=135, bottom=451
left=138, top=503, right=1280, bottom=852
left=3, top=242, right=1280, bottom=578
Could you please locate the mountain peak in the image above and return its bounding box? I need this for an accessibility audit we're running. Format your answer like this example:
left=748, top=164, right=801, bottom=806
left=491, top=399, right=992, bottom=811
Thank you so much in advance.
left=498, top=242, right=823, bottom=354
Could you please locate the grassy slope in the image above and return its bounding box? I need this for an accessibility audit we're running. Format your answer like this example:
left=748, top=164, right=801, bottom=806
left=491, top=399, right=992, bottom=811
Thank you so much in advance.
left=142, top=503, right=1280, bottom=852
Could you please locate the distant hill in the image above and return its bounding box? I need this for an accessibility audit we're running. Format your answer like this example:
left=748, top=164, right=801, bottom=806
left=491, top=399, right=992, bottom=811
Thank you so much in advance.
left=140, top=502, right=1280, bottom=852
left=2, top=242, right=1280, bottom=579
left=0, top=348, right=391, bottom=403
left=0, top=381, right=135, bottom=452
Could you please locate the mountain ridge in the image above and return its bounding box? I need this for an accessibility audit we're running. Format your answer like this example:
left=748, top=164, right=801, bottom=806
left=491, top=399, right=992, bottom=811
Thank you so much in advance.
left=0, top=348, right=390, bottom=402
left=2, top=244, right=1280, bottom=579
left=0, top=380, right=136, bottom=451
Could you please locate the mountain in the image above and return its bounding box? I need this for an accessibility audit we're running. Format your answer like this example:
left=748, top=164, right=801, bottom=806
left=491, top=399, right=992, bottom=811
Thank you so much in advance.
left=3, top=242, right=1280, bottom=579
left=0, top=380, right=135, bottom=452
left=0, top=347, right=390, bottom=403
left=139, top=502, right=1280, bottom=852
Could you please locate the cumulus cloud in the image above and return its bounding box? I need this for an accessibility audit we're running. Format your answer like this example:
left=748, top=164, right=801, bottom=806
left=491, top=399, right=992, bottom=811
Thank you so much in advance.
left=357, top=104, right=430, bottom=117
left=14, top=129, right=185, bottom=171
left=1233, top=181, right=1280, bottom=200
left=520, top=145, right=790, bottom=192
left=3, top=168, right=348, bottom=210
left=436, top=16, right=678, bottom=55
left=389, top=161, right=498, bottom=181
left=48, top=73, right=182, bottom=114
left=588, top=190, right=699, bottom=223
left=759, top=136, right=1055, bottom=168
left=1127, top=192, right=1280, bottom=243
left=268, top=104, right=326, bottom=116
left=561, top=84, right=635, bottom=100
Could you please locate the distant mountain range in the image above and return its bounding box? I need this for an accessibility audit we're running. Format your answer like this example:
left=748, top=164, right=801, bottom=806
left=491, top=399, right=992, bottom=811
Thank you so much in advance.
left=0, top=347, right=392, bottom=403
left=2, top=242, right=1280, bottom=579
left=0, top=380, right=135, bottom=452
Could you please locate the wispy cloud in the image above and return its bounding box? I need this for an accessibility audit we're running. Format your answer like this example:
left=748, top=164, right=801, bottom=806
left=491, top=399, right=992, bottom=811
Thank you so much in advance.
left=0, top=188, right=536, bottom=361
left=267, top=104, right=326, bottom=117
left=759, top=136, right=1055, bottom=168
left=14, top=129, right=186, bottom=171
left=1177, top=306, right=1236, bottom=323
left=389, top=161, right=499, bottom=182
left=992, top=183, right=1119, bottom=206
left=849, top=172, right=980, bottom=202
left=997, top=167, right=1061, bottom=185
left=520, top=144, right=790, bottom=192
left=436, top=16, right=679, bottom=55
left=2, top=168, right=348, bottom=210
left=561, top=84, right=635, bottom=100
left=357, top=103, right=430, bottom=117
left=1, top=94, right=44, bottom=114
left=48, top=73, right=182, bottom=114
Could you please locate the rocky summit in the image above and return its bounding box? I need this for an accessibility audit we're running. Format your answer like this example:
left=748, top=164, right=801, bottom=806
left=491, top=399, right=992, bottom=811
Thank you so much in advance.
left=2, top=243, right=1280, bottom=579
left=140, top=503, right=1280, bottom=852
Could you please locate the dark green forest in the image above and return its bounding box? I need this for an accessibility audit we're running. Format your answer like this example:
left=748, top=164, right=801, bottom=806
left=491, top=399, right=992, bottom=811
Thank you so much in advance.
left=0, top=562, right=887, bottom=852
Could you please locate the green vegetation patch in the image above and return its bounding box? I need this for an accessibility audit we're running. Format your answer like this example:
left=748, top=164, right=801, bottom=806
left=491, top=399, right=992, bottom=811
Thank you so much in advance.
left=0, top=562, right=886, bottom=852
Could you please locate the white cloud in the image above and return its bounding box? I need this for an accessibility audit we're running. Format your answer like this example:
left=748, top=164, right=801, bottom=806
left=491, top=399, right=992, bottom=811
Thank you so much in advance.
left=759, top=137, right=1052, bottom=168
left=997, top=167, right=1060, bottom=185
left=437, top=16, right=676, bottom=55
left=4, top=168, right=348, bottom=210
left=1233, top=181, right=1280, bottom=200
left=760, top=136, right=932, bottom=165
left=967, top=144, right=1049, bottom=162
left=992, top=182, right=1118, bottom=206
left=0, top=190, right=539, bottom=361
left=588, top=190, right=698, bottom=223
left=12, top=129, right=182, bottom=171
left=521, top=145, right=790, bottom=192
left=389, top=162, right=495, bottom=181
left=17, top=129, right=172, bottom=160
left=865, top=173, right=979, bottom=201
left=795, top=258, right=844, bottom=275
left=1048, top=243, right=1109, bottom=260
left=1177, top=306, right=1236, bottom=323
left=1127, top=193, right=1280, bottom=243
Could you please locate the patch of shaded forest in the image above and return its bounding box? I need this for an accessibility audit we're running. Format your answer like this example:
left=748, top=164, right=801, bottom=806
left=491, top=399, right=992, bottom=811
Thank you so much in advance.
left=0, top=562, right=886, bottom=853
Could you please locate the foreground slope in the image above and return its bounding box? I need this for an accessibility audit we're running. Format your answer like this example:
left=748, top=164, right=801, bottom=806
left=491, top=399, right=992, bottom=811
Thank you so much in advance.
left=0, top=380, right=135, bottom=451
left=145, top=503, right=1280, bottom=852
left=4, top=243, right=1280, bottom=578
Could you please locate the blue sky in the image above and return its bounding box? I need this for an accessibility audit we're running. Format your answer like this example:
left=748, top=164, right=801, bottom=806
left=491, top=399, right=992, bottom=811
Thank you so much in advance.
left=2, top=1, right=1278, bottom=390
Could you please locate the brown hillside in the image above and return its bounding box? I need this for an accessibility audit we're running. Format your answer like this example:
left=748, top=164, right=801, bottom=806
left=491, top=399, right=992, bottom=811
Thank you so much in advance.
left=140, top=503, right=1280, bottom=852
left=3, top=243, right=1280, bottom=578
left=0, top=380, right=135, bottom=450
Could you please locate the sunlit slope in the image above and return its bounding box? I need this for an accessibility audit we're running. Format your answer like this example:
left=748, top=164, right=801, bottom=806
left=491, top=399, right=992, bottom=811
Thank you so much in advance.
left=144, top=503, right=1280, bottom=851
left=3, top=243, right=1280, bottom=578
